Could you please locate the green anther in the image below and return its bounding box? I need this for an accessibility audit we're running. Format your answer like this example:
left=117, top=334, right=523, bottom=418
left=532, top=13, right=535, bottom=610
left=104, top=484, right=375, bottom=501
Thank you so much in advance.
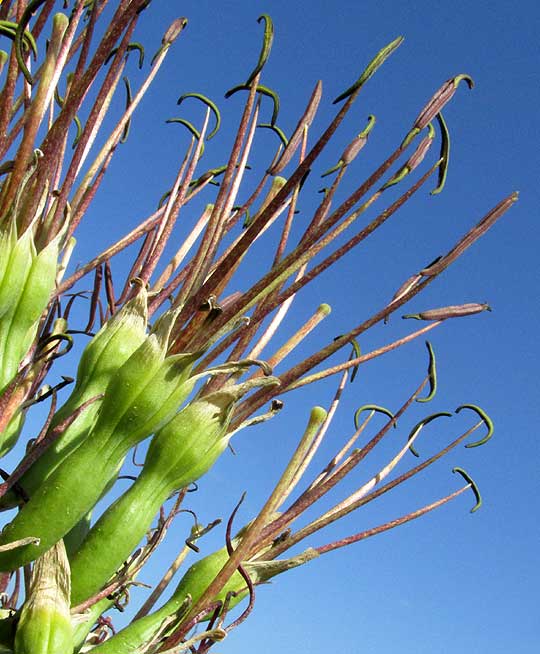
left=71, top=115, right=83, bottom=148
left=360, top=114, right=377, bottom=138
left=407, top=412, right=452, bottom=458
left=354, top=405, right=395, bottom=430
left=349, top=337, right=361, bottom=382
left=453, top=73, right=475, bottom=89
left=177, top=93, right=221, bottom=140
left=166, top=118, right=205, bottom=157
left=431, top=112, right=450, bottom=195
left=257, top=123, right=289, bottom=148
left=105, top=42, right=145, bottom=68
left=452, top=467, right=482, bottom=513
left=245, top=14, right=274, bottom=86
left=455, top=404, right=494, bottom=448
left=225, top=84, right=280, bottom=125
left=14, top=0, right=47, bottom=84
left=121, top=76, right=132, bottom=144
left=417, top=340, right=437, bottom=403
left=0, top=21, right=37, bottom=69
left=333, top=35, right=404, bottom=104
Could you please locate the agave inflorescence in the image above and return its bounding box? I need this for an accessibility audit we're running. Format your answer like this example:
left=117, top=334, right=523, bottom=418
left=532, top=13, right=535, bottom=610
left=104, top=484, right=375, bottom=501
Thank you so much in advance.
left=0, top=2, right=516, bottom=653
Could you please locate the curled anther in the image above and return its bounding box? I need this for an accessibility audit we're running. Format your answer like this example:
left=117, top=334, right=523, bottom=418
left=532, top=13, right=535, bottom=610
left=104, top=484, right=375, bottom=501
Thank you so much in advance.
left=35, top=332, right=73, bottom=362
left=408, top=412, right=452, bottom=457
left=105, top=42, right=145, bottom=69
left=417, top=341, right=437, bottom=403
left=166, top=118, right=205, bottom=157
left=455, top=404, right=494, bottom=448
left=354, top=405, right=395, bottom=430
left=257, top=123, right=288, bottom=148
left=177, top=93, right=221, bottom=139
left=333, top=36, right=404, bottom=104
left=14, top=0, right=46, bottom=84
left=452, top=467, right=482, bottom=513
left=245, top=14, right=274, bottom=85
left=225, top=84, right=280, bottom=125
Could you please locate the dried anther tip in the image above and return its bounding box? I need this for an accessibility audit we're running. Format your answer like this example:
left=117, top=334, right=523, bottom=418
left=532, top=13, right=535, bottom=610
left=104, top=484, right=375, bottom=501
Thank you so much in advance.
left=402, top=303, right=491, bottom=321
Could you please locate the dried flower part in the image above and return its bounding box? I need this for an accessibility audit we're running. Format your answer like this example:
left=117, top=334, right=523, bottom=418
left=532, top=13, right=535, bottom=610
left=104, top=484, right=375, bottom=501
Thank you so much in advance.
left=14, top=540, right=72, bottom=654
left=402, top=74, right=474, bottom=147
left=402, top=302, right=491, bottom=321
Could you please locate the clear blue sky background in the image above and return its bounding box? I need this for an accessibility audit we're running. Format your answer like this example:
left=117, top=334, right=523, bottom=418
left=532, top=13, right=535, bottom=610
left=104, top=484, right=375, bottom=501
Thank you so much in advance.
left=8, top=2, right=540, bottom=653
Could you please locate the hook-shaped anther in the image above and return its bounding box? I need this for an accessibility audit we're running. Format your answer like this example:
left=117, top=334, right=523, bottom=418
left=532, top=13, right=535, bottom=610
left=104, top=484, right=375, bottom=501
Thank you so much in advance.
left=104, top=42, right=145, bottom=69
left=166, top=118, right=205, bottom=157
left=455, top=404, right=494, bottom=448
left=13, top=0, right=44, bottom=84
left=417, top=341, right=437, bottom=403
left=225, top=84, right=280, bottom=125
left=177, top=92, right=221, bottom=140
left=257, top=123, right=289, bottom=148
left=452, top=467, right=482, bottom=513
left=245, top=14, right=274, bottom=86
left=354, top=405, right=395, bottom=430
left=407, top=412, right=452, bottom=457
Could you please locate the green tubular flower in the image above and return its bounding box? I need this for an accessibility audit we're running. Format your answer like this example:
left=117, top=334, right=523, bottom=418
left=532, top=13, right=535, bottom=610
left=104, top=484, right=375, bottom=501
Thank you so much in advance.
left=69, top=376, right=279, bottom=605
left=0, top=231, right=62, bottom=384
left=0, top=288, right=149, bottom=511
left=14, top=540, right=72, bottom=654
left=90, top=536, right=317, bottom=654
left=0, top=310, right=200, bottom=571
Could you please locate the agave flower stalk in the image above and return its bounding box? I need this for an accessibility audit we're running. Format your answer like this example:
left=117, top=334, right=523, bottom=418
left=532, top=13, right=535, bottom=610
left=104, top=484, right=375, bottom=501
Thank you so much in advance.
left=0, top=3, right=517, bottom=653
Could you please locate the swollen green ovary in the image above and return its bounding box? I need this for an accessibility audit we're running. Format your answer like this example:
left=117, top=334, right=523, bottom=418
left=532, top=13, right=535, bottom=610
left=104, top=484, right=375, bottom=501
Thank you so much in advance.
left=0, top=443, right=114, bottom=571
left=69, top=474, right=165, bottom=605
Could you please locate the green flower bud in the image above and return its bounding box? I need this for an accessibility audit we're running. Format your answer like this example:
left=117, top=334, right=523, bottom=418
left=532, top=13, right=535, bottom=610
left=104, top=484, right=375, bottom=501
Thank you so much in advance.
left=69, top=376, right=278, bottom=605
left=0, top=289, right=148, bottom=510
left=14, top=541, right=72, bottom=654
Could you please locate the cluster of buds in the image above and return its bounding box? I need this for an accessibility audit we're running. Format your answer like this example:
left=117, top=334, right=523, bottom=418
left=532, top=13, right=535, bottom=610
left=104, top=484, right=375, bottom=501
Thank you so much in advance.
left=0, top=3, right=516, bottom=654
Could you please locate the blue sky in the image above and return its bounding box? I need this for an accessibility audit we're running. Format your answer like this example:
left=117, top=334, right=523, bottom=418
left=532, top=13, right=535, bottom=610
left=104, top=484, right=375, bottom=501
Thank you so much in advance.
left=5, top=1, right=539, bottom=653
left=81, top=3, right=537, bottom=653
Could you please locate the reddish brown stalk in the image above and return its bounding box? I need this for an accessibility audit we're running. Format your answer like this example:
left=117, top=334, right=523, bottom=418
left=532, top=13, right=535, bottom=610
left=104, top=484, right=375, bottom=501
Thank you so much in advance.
left=173, top=83, right=363, bottom=334
left=176, top=81, right=261, bottom=308
left=46, top=20, right=136, bottom=238
left=56, top=207, right=165, bottom=296
left=254, top=378, right=426, bottom=547
left=267, top=419, right=482, bottom=559
left=141, top=117, right=207, bottom=285
left=232, top=191, right=517, bottom=422
left=315, top=485, right=469, bottom=555
left=247, top=162, right=438, bottom=338
left=287, top=320, right=443, bottom=391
